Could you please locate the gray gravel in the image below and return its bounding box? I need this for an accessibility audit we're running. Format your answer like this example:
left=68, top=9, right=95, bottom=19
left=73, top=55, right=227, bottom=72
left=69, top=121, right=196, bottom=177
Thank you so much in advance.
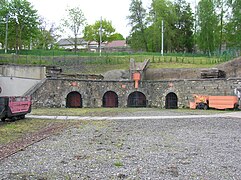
left=1, top=112, right=241, bottom=179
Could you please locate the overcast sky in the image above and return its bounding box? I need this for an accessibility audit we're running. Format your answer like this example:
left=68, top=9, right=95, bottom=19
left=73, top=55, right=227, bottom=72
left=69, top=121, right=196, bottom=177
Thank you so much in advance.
left=28, top=0, right=198, bottom=38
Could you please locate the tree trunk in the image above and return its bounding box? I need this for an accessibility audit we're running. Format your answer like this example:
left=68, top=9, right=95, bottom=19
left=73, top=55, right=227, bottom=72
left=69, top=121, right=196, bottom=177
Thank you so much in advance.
left=15, top=24, right=19, bottom=54
left=141, top=27, right=148, bottom=52
left=219, top=5, right=224, bottom=55
left=74, top=34, right=77, bottom=54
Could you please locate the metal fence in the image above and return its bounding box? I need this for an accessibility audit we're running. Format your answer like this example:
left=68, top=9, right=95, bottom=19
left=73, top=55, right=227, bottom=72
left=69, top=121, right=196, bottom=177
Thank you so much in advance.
left=0, top=50, right=240, bottom=66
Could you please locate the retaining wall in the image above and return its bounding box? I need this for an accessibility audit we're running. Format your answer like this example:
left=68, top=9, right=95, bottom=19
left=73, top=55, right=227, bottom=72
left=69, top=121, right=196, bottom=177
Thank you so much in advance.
left=31, top=78, right=241, bottom=108
left=0, top=65, right=46, bottom=79
left=0, top=76, right=41, bottom=96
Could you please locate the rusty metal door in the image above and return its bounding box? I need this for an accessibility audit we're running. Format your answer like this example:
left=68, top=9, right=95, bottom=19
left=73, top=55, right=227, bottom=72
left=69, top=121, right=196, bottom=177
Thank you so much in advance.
left=66, top=92, right=82, bottom=108
left=103, top=91, right=118, bottom=108
left=128, top=91, right=147, bottom=107
left=165, top=92, right=178, bottom=109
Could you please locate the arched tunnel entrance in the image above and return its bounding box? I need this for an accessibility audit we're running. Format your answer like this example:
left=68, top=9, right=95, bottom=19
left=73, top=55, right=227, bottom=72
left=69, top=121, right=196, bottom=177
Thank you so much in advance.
left=165, top=92, right=178, bottom=109
left=127, top=91, right=147, bottom=107
left=102, top=91, right=118, bottom=108
left=66, top=91, right=82, bottom=108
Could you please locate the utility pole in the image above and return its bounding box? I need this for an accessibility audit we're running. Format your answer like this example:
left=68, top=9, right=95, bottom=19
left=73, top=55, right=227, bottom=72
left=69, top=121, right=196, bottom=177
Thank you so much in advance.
left=161, top=20, right=164, bottom=56
left=99, top=16, right=102, bottom=57
left=5, top=14, right=9, bottom=54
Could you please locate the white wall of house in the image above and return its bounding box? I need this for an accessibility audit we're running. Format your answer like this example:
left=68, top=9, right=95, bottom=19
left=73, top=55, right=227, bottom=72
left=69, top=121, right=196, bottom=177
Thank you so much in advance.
left=60, top=44, right=88, bottom=50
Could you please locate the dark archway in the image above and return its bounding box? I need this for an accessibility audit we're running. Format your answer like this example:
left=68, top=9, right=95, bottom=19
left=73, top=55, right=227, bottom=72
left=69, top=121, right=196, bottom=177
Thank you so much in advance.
left=127, top=91, right=147, bottom=107
left=102, top=91, right=118, bottom=108
left=66, top=91, right=82, bottom=108
left=165, top=92, right=178, bottom=109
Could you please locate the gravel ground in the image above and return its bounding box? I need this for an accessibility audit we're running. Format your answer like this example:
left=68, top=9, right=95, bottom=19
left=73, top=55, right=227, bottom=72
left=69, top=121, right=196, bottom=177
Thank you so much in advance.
left=0, top=122, right=73, bottom=161
left=115, top=109, right=224, bottom=117
left=1, top=111, right=241, bottom=180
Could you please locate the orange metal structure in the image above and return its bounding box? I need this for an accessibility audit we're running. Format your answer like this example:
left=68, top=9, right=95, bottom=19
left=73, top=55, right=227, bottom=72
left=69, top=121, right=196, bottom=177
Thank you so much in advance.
left=133, top=72, right=141, bottom=89
left=190, top=94, right=239, bottom=110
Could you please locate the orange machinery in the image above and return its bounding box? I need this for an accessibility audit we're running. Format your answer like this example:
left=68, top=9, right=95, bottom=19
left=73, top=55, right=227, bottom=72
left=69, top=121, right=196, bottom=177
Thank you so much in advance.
left=189, top=94, right=239, bottom=110
left=132, top=72, right=141, bottom=89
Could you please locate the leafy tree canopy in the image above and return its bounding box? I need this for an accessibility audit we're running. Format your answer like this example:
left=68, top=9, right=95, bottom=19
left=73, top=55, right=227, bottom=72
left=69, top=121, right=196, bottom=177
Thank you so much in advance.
left=83, top=19, right=115, bottom=44
left=0, top=0, right=39, bottom=52
left=61, top=7, right=86, bottom=52
left=110, top=33, right=125, bottom=41
left=197, top=0, right=219, bottom=55
left=127, top=0, right=148, bottom=51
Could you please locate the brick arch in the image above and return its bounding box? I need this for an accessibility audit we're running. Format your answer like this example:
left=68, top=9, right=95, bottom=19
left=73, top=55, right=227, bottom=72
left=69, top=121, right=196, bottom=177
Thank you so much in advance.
left=102, top=91, right=118, bottom=108
left=127, top=91, right=147, bottom=107
left=66, top=91, right=82, bottom=108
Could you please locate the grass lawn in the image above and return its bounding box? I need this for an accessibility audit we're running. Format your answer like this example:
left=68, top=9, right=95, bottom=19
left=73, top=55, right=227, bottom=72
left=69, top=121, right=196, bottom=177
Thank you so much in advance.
left=1, top=50, right=231, bottom=74
left=149, top=62, right=215, bottom=69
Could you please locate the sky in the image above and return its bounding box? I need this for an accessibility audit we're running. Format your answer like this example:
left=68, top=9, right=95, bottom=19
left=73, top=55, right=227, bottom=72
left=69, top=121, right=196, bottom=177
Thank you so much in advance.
left=28, top=0, right=198, bottom=38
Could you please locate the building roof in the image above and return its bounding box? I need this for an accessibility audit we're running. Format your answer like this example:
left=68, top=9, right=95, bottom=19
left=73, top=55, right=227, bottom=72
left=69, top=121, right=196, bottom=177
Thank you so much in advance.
left=57, top=38, right=87, bottom=46
left=106, top=40, right=127, bottom=48
left=57, top=38, right=127, bottom=49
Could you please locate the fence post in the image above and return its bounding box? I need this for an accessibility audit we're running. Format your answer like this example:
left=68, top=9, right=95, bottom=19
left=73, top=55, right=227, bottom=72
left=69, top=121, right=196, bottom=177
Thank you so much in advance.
left=12, top=54, right=14, bottom=63
left=39, top=51, right=42, bottom=64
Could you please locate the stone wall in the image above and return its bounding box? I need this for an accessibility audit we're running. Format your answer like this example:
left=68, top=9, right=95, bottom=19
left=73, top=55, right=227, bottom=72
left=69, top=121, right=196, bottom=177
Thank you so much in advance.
left=31, top=77, right=241, bottom=108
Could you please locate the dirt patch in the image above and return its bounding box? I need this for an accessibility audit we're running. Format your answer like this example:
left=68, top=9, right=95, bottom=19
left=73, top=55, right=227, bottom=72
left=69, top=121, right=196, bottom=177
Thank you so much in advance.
left=216, top=56, right=241, bottom=77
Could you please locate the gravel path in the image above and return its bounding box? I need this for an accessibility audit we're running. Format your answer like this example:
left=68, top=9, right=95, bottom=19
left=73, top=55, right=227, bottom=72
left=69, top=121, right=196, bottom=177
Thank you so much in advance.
left=1, top=111, right=241, bottom=179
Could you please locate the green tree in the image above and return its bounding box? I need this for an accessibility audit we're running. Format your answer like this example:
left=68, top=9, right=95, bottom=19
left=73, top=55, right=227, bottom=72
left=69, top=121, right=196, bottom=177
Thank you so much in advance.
left=149, top=0, right=177, bottom=52
left=61, top=7, right=86, bottom=52
left=7, top=0, right=39, bottom=52
left=34, top=18, right=59, bottom=50
left=0, top=0, right=8, bottom=49
left=127, top=30, right=147, bottom=51
left=83, top=19, right=115, bottom=47
left=109, top=33, right=125, bottom=41
left=197, top=0, right=219, bottom=55
left=214, top=0, right=230, bottom=53
left=226, top=0, right=241, bottom=48
left=127, top=0, right=148, bottom=51
left=174, top=0, right=194, bottom=52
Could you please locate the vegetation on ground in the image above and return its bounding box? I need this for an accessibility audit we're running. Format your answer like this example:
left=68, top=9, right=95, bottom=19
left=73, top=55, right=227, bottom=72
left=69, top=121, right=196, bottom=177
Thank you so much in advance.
left=31, top=108, right=227, bottom=117
left=30, top=108, right=148, bottom=116
left=0, top=119, right=51, bottom=145
left=0, top=50, right=232, bottom=74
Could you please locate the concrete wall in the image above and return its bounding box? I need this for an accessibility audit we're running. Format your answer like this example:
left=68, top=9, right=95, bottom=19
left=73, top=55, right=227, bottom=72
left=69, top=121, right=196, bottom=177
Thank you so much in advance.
left=0, top=76, right=41, bottom=96
left=0, top=65, right=46, bottom=79
left=31, top=78, right=241, bottom=108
